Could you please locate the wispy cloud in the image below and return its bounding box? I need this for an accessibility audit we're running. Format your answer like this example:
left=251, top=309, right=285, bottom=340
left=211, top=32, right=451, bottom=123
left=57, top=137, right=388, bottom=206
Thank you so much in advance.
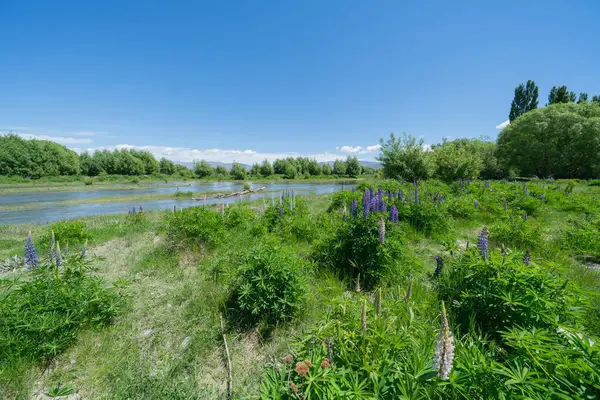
left=337, top=144, right=381, bottom=154
left=70, top=131, right=104, bottom=137
left=72, top=144, right=347, bottom=164
left=12, top=132, right=94, bottom=144
left=496, top=120, right=510, bottom=130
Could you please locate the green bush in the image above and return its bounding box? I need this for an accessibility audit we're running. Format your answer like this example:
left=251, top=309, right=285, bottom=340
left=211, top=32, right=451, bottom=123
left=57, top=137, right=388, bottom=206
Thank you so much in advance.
left=45, top=220, right=90, bottom=247
left=83, top=177, right=93, bottom=185
left=229, top=244, right=306, bottom=328
left=438, top=250, right=586, bottom=341
left=488, top=214, right=541, bottom=249
left=326, top=189, right=358, bottom=213
left=0, top=254, right=123, bottom=367
left=224, top=203, right=256, bottom=228
left=313, top=215, right=409, bottom=289
left=163, top=206, right=225, bottom=248
left=561, top=216, right=600, bottom=261
left=398, top=202, right=451, bottom=234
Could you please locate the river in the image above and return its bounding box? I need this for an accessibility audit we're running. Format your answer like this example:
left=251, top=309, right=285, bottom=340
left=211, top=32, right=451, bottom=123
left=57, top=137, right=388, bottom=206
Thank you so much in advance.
left=0, top=181, right=354, bottom=225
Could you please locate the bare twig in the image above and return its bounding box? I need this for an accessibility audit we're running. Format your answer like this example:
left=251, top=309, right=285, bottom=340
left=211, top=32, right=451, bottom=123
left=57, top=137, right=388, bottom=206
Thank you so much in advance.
left=219, top=313, right=233, bottom=399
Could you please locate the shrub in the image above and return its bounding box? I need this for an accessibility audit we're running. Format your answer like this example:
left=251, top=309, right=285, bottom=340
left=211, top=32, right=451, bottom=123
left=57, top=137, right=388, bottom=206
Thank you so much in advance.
left=224, top=203, right=256, bottom=228
left=163, top=206, right=225, bottom=248
left=326, top=190, right=358, bottom=213
left=45, top=220, right=90, bottom=247
left=488, top=214, right=541, bottom=249
left=0, top=253, right=123, bottom=366
left=561, top=216, right=600, bottom=261
left=438, top=249, right=586, bottom=341
left=229, top=244, right=306, bottom=328
left=83, top=178, right=93, bottom=185
left=261, top=196, right=309, bottom=232
left=398, top=202, right=451, bottom=234
left=313, top=215, right=408, bottom=289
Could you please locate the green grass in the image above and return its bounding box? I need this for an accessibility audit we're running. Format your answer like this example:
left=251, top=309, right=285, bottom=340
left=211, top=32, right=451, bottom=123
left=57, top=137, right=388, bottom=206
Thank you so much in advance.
left=1, top=180, right=600, bottom=399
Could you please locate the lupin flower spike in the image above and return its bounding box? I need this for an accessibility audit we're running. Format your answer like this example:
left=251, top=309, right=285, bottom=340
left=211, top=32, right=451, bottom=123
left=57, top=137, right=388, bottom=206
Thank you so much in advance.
left=355, top=273, right=361, bottom=293
left=390, top=204, right=399, bottom=223
left=379, top=218, right=385, bottom=244
left=433, top=256, right=444, bottom=277
left=477, top=227, right=489, bottom=261
left=434, top=301, right=454, bottom=380
left=361, top=301, right=367, bottom=331
left=405, top=279, right=413, bottom=302
left=375, top=287, right=382, bottom=315
left=523, top=249, right=531, bottom=265
left=25, top=232, right=39, bottom=269
left=55, top=242, right=62, bottom=267
left=49, top=230, right=56, bottom=263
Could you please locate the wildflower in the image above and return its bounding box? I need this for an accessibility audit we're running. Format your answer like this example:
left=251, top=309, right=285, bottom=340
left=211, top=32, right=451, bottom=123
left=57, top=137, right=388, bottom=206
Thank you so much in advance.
left=434, top=301, right=455, bottom=380
left=503, top=200, right=508, bottom=211
left=474, top=199, right=479, bottom=209
left=398, top=189, right=404, bottom=201
left=484, top=181, right=490, bottom=188
left=405, top=279, right=413, bottom=302
left=379, top=218, right=385, bottom=244
left=48, top=230, right=55, bottom=263
left=81, top=239, right=88, bottom=258
left=304, top=359, right=313, bottom=368
left=350, top=199, right=358, bottom=218
left=295, top=361, right=309, bottom=377
left=132, top=206, right=136, bottom=214
left=361, top=301, right=367, bottom=331
left=414, top=181, right=419, bottom=204
left=370, top=197, right=378, bottom=213
left=25, top=232, right=38, bottom=269
left=369, top=187, right=375, bottom=199
left=477, top=227, right=489, bottom=261
left=379, top=197, right=387, bottom=213
left=523, top=249, right=531, bottom=265
left=390, top=205, right=399, bottom=223
left=433, top=256, right=444, bottom=277
left=282, top=355, right=293, bottom=364
left=355, top=274, right=361, bottom=293
left=362, top=190, right=371, bottom=218
left=279, top=205, right=284, bottom=217
left=321, top=358, right=331, bottom=368
left=55, top=242, right=62, bottom=267
left=291, top=383, right=298, bottom=394
left=522, top=213, right=528, bottom=221
left=524, top=184, right=528, bottom=196
left=139, top=205, right=143, bottom=213
left=342, top=203, right=347, bottom=221
left=501, top=245, right=507, bottom=263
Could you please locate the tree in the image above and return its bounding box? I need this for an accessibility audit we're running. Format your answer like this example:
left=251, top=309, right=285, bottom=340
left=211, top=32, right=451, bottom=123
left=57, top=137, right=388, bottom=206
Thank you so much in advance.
left=159, top=157, right=175, bottom=175
left=548, top=86, right=576, bottom=105
left=80, top=152, right=102, bottom=176
left=194, top=160, right=214, bottom=178
left=307, top=159, right=321, bottom=176
left=322, top=163, right=332, bottom=175
left=283, top=162, right=297, bottom=179
left=273, top=159, right=287, bottom=175
left=230, top=162, right=247, bottom=180
left=509, top=80, right=539, bottom=122
left=259, top=159, right=274, bottom=177
left=250, top=163, right=261, bottom=177
left=592, top=95, right=600, bottom=104
left=578, top=93, right=588, bottom=103
left=215, top=165, right=229, bottom=178
left=497, top=102, right=600, bottom=178
left=131, top=150, right=159, bottom=174
left=345, top=156, right=361, bottom=178
left=377, top=133, right=433, bottom=182
left=332, top=159, right=347, bottom=176
left=431, top=139, right=483, bottom=181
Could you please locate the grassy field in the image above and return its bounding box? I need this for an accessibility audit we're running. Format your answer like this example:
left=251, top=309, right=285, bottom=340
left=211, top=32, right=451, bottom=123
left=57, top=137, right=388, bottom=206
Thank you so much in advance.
left=1, top=181, right=600, bottom=399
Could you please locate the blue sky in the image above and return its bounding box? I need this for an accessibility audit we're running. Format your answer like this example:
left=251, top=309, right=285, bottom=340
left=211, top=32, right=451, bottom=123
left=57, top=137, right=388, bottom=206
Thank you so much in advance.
left=1, top=0, right=599, bottom=163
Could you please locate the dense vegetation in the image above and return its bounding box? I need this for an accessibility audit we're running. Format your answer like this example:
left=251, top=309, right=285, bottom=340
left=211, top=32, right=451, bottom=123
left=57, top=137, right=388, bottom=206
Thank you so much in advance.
left=1, top=178, right=600, bottom=399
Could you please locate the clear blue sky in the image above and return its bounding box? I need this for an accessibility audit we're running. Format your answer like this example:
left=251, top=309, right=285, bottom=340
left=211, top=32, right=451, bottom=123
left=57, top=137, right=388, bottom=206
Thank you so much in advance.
left=1, top=0, right=599, bottom=163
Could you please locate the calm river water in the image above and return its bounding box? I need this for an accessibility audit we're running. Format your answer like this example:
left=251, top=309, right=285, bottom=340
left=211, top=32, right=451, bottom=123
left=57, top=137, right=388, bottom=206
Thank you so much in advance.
left=0, top=181, right=354, bottom=225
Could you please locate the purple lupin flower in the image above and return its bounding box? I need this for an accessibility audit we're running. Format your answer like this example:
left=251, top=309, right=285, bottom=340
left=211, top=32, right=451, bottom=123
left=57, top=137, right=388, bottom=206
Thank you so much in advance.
left=279, top=205, right=284, bottom=217
left=474, top=199, right=479, bottom=209
left=379, top=218, right=385, bottom=244
left=440, top=194, right=445, bottom=203
left=362, top=189, right=371, bottom=218
left=477, top=227, right=489, bottom=261
left=350, top=199, right=358, bottom=218
left=390, top=205, right=398, bottom=223
left=522, top=213, right=528, bottom=221
left=484, top=181, right=490, bottom=188
left=25, top=232, right=39, bottom=269
left=433, top=256, right=444, bottom=277
left=370, top=188, right=375, bottom=199
left=379, top=197, right=387, bottom=213
left=503, top=200, right=508, bottom=211
left=139, top=205, right=143, bottom=214
left=132, top=206, right=136, bottom=214
left=414, top=181, right=419, bottom=204
left=523, top=249, right=531, bottom=265
left=434, top=301, right=454, bottom=380
left=398, top=190, right=404, bottom=201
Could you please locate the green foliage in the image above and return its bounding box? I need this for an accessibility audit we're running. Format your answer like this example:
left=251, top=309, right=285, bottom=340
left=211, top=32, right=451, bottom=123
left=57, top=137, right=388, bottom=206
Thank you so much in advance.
left=431, top=139, right=483, bottom=181
left=45, top=220, right=90, bottom=246
left=332, top=159, right=347, bottom=176
left=561, top=215, right=600, bottom=261
left=224, top=203, right=256, bottom=228
left=260, top=159, right=274, bottom=177
left=439, top=250, right=586, bottom=341
left=230, top=162, right=247, bottom=180
left=497, top=102, right=600, bottom=178
left=0, top=255, right=123, bottom=366
left=158, top=157, right=175, bottom=175
left=163, top=206, right=225, bottom=248
left=377, top=132, right=432, bottom=182
left=313, top=216, right=409, bottom=289
left=509, top=80, right=539, bottom=122
left=548, top=85, right=577, bottom=104
left=283, top=162, right=297, bottom=179
left=488, top=214, right=541, bottom=249
left=229, top=244, right=306, bottom=328
left=194, top=160, right=214, bottom=178
left=399, top=201, right=451, bottom=234
left=345, top=156, right=360, bottom=178
left=321, top=163, right=332, bottom=175
left=326, top=190, right=358, bottom=213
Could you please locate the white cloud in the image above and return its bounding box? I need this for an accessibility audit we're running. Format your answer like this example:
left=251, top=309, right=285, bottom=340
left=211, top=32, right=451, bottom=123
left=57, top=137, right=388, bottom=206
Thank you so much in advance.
left=13, top=133, right=94, bottom=144
left=73, top=144, right=348, bottom=164
left=70, top=131, right=104, bottom=137
left=496, top=120, right=510, bottom=130
left=338, top=144, right=381, bottom=154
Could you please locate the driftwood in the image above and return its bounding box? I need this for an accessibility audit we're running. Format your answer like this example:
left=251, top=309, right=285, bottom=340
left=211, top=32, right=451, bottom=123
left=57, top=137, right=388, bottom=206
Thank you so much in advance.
left=192, top=187, right=265, bottom=200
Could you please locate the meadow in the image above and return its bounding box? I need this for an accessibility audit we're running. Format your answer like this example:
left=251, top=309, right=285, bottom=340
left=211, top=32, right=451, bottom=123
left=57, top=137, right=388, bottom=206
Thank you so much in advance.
left=1, top=179, right=599, bottom=399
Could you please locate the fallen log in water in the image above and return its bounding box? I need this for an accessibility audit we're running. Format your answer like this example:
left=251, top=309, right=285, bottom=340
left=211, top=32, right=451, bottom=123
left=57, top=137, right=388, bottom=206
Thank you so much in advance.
left=192, top=187, right=265, bottom=200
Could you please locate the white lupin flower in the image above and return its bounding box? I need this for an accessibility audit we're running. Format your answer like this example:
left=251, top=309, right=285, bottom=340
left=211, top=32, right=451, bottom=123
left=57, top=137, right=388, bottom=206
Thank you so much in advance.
left=434, top=301, right=454, bottom=380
